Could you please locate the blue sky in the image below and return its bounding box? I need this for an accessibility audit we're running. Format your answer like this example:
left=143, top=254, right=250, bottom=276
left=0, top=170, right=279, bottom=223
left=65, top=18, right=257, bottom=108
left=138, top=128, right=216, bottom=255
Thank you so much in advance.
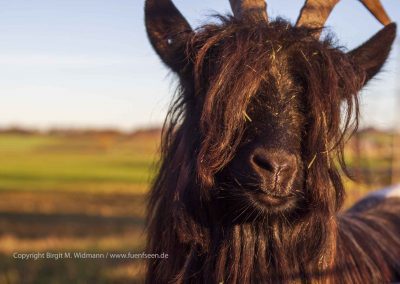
left=0, top=0, right=399, bottom=131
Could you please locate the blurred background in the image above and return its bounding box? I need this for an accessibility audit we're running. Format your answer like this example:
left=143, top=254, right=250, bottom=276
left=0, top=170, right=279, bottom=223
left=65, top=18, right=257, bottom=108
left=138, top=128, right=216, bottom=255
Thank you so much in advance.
left=0, top=0, right=399, bottom=282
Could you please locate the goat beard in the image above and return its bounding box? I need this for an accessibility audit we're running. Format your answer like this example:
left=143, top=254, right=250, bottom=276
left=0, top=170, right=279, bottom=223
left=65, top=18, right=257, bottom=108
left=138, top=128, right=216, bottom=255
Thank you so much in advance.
left=169, top=193, right=338, bottom=283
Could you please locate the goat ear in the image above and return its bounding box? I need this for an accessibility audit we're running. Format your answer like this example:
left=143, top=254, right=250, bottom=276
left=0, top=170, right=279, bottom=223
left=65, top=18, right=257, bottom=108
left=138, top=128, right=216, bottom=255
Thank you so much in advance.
left=145, top=0, right=193, bottom=73
left=348, top=23, right=397, bottom=85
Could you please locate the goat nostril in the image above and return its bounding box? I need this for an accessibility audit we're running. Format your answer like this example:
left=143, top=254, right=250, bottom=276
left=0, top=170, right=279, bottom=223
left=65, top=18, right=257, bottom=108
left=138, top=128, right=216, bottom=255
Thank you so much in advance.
left=252, top=155, right=274, bottom=172
left=248, top=150, right=297, bottom=193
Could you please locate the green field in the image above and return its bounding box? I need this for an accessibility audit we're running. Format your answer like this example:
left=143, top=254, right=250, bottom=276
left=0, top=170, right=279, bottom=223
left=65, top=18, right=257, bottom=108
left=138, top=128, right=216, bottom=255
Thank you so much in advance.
left=0, top=131, right=159, bottom=283
left=0, top=129, right=398, bottom=283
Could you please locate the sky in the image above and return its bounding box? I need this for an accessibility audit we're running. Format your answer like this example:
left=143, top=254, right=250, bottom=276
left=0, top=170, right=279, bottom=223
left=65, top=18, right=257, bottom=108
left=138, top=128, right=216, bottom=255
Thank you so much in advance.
left=0, top=0, right=399, bottom=131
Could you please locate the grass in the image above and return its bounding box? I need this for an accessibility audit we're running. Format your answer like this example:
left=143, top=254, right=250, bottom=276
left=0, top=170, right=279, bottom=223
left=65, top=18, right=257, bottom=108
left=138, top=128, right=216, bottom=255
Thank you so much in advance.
left=0, top=129, right=398, bottom=283
left=0, top=131, right=158, bottom=283
left=0, top=133, right=158, bottom=192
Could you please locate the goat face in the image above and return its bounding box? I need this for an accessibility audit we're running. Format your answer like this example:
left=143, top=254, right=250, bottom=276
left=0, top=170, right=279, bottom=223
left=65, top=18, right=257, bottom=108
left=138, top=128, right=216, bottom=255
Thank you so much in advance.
left=145, top=1, right=396, bottom=220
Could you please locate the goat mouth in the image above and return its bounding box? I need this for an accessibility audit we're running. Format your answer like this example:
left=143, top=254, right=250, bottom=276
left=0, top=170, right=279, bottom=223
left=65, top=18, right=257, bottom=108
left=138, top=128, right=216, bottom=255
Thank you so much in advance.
left=252, top=191, right=297, bottom=208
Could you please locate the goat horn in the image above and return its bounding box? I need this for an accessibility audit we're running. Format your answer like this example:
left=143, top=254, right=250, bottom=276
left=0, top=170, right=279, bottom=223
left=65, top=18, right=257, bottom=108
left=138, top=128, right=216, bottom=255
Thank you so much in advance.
left=296, top=0, right=392, bottom=34
left=229, top=0, right=268, bottom=21
left=359, top=0, right=391, bottom=26
left=296, top=0, right=339, bottom=29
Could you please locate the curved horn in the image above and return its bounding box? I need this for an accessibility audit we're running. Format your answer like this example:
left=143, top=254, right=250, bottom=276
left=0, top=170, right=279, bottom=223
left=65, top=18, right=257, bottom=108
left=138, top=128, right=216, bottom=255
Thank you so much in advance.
left=296, top=0, right=339, bottom=29
left=145, top=0, right=193, bottom=72
left=359, top=0, right=391, bottom=26
left=229, top=0, right=268, bottom=21
left=296, top=0, right=392, bottom=35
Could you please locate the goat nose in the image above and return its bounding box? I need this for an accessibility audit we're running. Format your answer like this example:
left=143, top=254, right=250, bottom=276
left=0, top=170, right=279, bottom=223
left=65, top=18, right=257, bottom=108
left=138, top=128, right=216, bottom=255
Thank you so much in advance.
left=252, top=151, right=291, bottom=173
left=250, top=149, right=297, bottom=192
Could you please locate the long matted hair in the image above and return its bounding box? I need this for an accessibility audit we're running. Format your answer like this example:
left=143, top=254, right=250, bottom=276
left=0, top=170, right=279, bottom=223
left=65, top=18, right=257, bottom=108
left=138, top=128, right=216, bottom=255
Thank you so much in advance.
left=144, top=0, right=400, bottom=283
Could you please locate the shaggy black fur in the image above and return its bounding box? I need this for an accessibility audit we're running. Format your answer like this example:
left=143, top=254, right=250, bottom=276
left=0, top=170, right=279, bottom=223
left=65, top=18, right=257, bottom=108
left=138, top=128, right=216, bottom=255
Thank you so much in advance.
left=145, top=1, right=399, bottom=282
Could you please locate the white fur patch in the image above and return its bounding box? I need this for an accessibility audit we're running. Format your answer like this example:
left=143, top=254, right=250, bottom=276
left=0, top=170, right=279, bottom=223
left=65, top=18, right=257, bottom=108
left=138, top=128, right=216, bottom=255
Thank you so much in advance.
left=369, top=184, right=400, bottom=199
